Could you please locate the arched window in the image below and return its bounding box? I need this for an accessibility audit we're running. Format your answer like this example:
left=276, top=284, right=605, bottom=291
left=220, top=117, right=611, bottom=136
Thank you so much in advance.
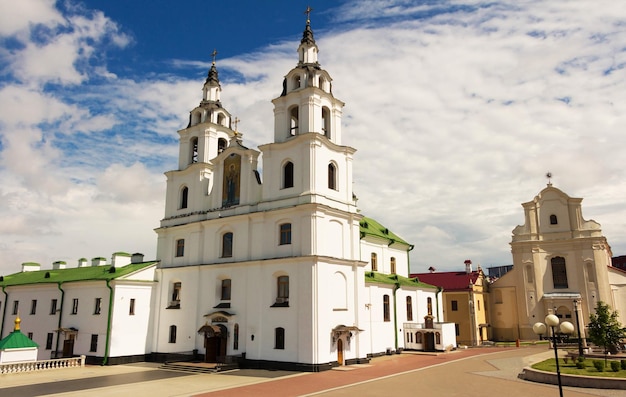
left=293, top=75, right=301, bottom=89
left=217, top=113, right=225, bottom=126
left=170, top=282, right=181, bottom=307
left=427, top=297, right=433, bottom=316
left=550, top=214, right=558, bottom=225
left=328, top=163, right=337, bottom=190
left=416, top=332, right=422, bottom=343
left=283, top=162, right=294, bottom=188
left=371, top=253, right=377, bottom=271
left=221, top=279, right=231, bottom=301
left=180, top=187, right=189, bottom=209
left=551, top=256, right=568, bottom=288
left=175, top=239, right=185, bottom=257
left=322, top=107, right=331, bottom=138
left=190, top=137, right=198, bottom=164
left=218, top=138, right=227, bottom=153
left=406, top=296, right=413, bottom=321
left=435, top=332, right=441, bottom=344
left=289, top=107, right=299, bottom=136
left=383, top=295, right=390, bottom=322
left=390, top=257, right=396, bottom=274
left=169, top=325, right=177, bottom=343
left=275, top=327, right=285, bottom=349
left=279, top=223, right=292, bottom=245
left=222, top=232, right=233, bottom=258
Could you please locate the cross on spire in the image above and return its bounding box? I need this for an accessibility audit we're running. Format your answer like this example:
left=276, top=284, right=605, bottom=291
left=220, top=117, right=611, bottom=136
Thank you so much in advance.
left=304, top=6, right=313, bottom=23
left=232, top=116, right=240, bottom=132
left=211, top=49, right=218, bottom=65
left=546, top=171, right=553, bottom=186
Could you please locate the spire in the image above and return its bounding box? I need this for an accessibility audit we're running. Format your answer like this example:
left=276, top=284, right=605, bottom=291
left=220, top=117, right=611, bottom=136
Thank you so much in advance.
left=301, top=6, right=316, bottom=46
left=297, top=7, right=319, bottom=65
left=202, top=49, right=222, bottom=105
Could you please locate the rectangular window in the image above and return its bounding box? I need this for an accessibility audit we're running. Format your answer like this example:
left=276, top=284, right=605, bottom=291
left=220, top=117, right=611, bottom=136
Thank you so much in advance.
left=94, top=298, right=102, bottom=315
left=221, top=280, right=231, bottom=301
left=50, top=299, right=58, bottom=315
left=279, top=223, right=292, bottom=245
left=46, top=333, right=54, bottom=350
left=175, top=239, right=185, bottom=257
left=12, top=300, right=19, bottom=315
left=28, top=332, right=34, bottom=339
left=90, top=334, right=98, bottom=352
left=169, top=325, right=177, bottom=343
left=551, top=257, right=568, bottom=289
left=451, top=300, right=458, bottom=311
left=71, top=298, right=79, bottom=315
left=406, top=297, right=413, bottom=321
left=169, top=282, right=182, bottom=308
left=222, top=232, right=233, bottom=258
left=129, top=298, right=135, bottom=315
left=276, top=276, right=289, bottom=305
left=30, top=299, right=37, bottom=315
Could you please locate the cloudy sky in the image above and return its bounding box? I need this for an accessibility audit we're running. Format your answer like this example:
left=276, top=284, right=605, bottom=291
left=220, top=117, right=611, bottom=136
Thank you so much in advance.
left=0, top=0, right=624, bottom=276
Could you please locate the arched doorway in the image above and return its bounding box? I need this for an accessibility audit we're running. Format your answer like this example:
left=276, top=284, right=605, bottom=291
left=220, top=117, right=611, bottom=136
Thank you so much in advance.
left=337, top=339, right=344, bottom=365
left=198, top=324, right=227, bottom=363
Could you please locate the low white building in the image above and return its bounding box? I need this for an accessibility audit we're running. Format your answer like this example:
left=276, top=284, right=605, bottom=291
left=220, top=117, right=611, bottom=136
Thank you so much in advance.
left=0, top=317, right=39, bottom=364
left=0, top=253, right=157, bottom=364
left=150, top=18, right=452, bottom=371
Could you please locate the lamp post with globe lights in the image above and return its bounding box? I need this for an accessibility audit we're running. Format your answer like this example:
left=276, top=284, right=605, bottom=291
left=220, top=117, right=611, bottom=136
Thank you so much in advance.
left=533, top=314, right=575, bottom=397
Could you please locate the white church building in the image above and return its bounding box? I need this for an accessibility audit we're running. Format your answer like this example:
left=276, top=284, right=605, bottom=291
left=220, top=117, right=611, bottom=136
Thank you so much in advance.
left=149, top=18, right=453, bottom=370
left=0, top=16, right=453, bottom=371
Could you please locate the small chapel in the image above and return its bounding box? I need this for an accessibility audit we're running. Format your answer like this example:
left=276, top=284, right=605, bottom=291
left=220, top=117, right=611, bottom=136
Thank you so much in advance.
left=149, top=14, right=454, bottom=370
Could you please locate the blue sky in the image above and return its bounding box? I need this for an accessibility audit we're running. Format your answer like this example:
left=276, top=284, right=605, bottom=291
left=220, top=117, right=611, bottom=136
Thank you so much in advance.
left=0, top=0, right=625, bottom=275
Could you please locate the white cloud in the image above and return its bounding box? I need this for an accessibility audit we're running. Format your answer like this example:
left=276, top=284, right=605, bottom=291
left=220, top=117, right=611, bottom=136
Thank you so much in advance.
left=0, top=0, right=624, bottom=276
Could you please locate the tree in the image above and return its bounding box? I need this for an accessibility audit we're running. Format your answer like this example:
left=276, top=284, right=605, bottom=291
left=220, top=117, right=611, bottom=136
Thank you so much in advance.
left=587, top=301, right=626, bottom=359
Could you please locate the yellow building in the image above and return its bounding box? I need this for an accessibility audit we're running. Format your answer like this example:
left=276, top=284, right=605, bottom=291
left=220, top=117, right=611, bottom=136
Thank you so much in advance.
left=413, top=261, right=490, bottom=346
left=490, top=184, right=622, bottom=341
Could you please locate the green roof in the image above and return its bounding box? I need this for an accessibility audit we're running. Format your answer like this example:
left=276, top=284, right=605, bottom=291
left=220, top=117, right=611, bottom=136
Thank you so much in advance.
left=0, top=330, right=39, bottom=349
left=0, top=262, right=157, bottom=287
left=365, top=271, right=439, bottom=289
left=359, top=216, right=411, bottom=247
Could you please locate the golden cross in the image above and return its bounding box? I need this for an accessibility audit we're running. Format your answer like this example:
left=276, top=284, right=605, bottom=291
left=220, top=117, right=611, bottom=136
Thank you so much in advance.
left=304, top=6, right=313, bottom=22
left=211, top=49, right=218, bottom=65
left=233, top=117, right=240, bottom=132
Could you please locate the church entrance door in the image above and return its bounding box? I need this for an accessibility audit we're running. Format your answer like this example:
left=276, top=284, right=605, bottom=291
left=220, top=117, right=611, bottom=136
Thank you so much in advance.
left=205, top=335, right=227, bottom=363
left=424, top=332, right=436, bottom=352
left=337, top=339, right=344, bottom=365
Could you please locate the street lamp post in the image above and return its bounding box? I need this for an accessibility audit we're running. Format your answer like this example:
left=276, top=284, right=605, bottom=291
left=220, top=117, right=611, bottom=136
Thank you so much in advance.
left=573, top=300, right=584, bottom=358
left=533, top=314, right=574, bottom=397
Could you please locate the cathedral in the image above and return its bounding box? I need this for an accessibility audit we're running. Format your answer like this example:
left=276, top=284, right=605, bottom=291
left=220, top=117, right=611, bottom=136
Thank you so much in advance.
left=149, top=17, right=453, bottom=370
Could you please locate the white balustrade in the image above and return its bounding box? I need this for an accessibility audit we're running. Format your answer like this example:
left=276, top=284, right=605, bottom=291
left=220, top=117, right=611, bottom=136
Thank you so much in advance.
left=0, top=355, right=85, bottom=374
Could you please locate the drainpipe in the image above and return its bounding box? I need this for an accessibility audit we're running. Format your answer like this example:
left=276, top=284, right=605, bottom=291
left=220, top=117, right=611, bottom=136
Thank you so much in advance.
left=102, top=279, right=114, bottom=365
left=55, top=283, right=65, bottom=359
left=393, top=282, right=400, bottom=351
left=0, top=286, right=8, bottom=337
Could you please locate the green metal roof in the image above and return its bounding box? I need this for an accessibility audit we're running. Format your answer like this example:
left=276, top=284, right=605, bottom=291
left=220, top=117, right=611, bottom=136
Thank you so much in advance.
left=0, top=261, right=157, bottom=287
left=364, top=271, right=439, bottom=289
left=359, top=216, right=411, bottom=247
left=0, top=330, right=39, bottom=349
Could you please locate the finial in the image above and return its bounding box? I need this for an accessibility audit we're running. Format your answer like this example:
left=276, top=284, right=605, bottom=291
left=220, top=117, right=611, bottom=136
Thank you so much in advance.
left=14, top=315, right=21, bottom=331
left=546, top=172, right=553, bottom=186
left=304, top=6, right=313, bottom=24
left=211, top=49, right=218, bottom=65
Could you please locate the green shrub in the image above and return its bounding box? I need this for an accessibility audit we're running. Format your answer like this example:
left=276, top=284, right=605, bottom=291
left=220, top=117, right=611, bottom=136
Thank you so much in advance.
left=611, top=361, right=620, bottom=372
left=621, top=359, right=626, bottom=370
left=577, top=356, right=585, bottom=363
left=576, top=361, right=585, bottom=369
left=593, top=360, right=605, bottom=372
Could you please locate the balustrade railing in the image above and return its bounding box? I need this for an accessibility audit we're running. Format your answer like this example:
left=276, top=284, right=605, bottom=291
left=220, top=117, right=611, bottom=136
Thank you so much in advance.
left=0, top=355, right=85, bottom=374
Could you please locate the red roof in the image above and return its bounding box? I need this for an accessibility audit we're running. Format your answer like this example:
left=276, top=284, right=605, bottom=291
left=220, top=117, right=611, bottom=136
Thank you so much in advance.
left=410, top=271, right=482, bottom=291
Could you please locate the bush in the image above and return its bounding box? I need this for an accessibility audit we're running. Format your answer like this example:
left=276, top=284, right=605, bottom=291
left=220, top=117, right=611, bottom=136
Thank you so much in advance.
left=576, top=361, right=585, bottom=369
left=611, top=361, right=620, bottom=372
left=621, top=359, right=626, bottom=370
left=577, top=356, right=585, bottom=363
left=593, top=360, right=605, bottom=372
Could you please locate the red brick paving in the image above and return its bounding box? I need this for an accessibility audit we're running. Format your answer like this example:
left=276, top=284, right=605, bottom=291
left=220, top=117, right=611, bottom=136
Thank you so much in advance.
left=195, top=347, right=513, bottom=397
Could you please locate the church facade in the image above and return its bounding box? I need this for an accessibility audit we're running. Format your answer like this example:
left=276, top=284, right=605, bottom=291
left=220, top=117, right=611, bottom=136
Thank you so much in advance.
left=150, top=19, right=452, bottom=370
left=490, top=184, right=626, bottom=341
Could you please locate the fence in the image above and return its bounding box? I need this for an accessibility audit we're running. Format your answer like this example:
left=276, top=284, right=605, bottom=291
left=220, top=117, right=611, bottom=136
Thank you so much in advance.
left=0, top=355, right=85, bottom=374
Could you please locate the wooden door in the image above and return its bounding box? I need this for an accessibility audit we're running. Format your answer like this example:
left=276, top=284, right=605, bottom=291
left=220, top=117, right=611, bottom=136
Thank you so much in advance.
left=337, top=339, right=344, bottom=365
